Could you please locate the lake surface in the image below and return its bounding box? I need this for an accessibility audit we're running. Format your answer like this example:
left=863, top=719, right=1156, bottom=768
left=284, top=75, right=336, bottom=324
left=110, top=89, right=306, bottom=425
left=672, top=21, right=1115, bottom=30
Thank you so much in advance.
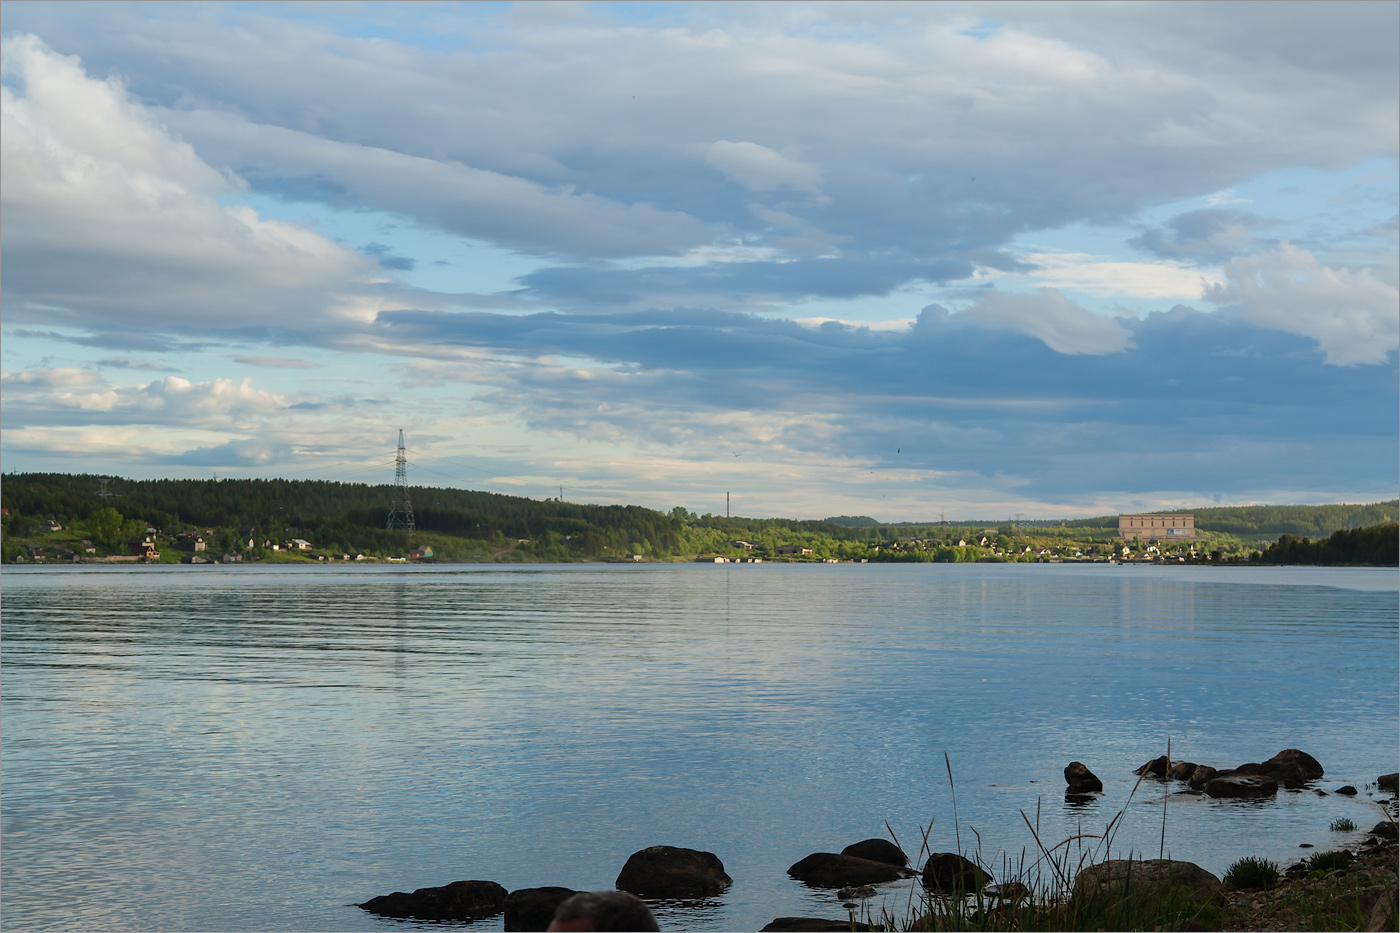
left=2, top=563, right=1396, bottom=931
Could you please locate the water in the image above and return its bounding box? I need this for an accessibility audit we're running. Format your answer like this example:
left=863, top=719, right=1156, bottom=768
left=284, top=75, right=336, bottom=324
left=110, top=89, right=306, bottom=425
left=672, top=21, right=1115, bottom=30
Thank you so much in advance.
left=2, top=563, right=1396, bottom=931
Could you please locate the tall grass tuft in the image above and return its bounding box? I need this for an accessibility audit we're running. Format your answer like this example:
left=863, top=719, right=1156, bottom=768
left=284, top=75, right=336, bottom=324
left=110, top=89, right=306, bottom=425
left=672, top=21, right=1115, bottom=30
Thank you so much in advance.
left=1223, top=856, right=1280, bottom=890
left=1328, top=817, right=1356, bottom=832
left=863, top=748, right=1223, bottom=931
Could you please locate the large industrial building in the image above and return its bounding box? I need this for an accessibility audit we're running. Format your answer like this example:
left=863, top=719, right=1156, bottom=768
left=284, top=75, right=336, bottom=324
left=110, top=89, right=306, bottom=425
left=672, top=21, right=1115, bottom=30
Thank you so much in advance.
left=1118, top=513, right=1197, bottom=541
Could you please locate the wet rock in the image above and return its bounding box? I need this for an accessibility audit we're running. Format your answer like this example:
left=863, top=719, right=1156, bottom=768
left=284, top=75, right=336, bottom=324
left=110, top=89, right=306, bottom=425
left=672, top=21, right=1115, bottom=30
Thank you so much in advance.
left=986, top=881, right=1031, bottom=901
left=1259, top=749, right=1324, bottom=787
left=836, top=885, right=877, bottom=900
left=1368, top=821, right=1398, bottom=841
left=616, top=846, right=732, bottom=897
left=760, top=919, right=871, bottom=932
left=1315, top=789, right=1330, bottom=796
left=503, top=887, right=577, bottom=932
left=1379, top=773, right=1398, bottom=792
left=1300, top=843, right=1315, bottom=848
left=1064, top=761, right=1103, bottom=793
left=840, top=838, right=908, bottom=866
left=1205, top=772, right=1278, bottom=799
left=1338, top=785, right=1359, bottom=796
left=1167, top=760, right=1198, bottom=781
left=921, top=853, right=991, bottom=894
left=788, top=853, right=914, bottom=888
left=359, top=879, right=507, bottom=921
left=1071, top=859, right=1222, bottom=907
left=1188, top=765, right=1221, bottom=789
left=1135, top=755, right=1170, bottom=778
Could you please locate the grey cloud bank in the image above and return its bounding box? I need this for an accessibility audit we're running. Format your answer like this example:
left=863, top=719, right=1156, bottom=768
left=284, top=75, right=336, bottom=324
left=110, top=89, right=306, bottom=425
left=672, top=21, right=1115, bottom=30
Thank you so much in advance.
left=1, top=2, right=1395, bottom=514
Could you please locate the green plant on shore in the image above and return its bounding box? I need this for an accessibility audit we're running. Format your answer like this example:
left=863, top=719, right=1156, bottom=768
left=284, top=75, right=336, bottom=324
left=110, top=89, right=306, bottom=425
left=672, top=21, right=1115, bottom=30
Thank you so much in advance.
left=1224, top=855, right=1280, bottom=890
left=1328, top=817, right=1356, bottom=832
left=1303, top=850, right=1352, bottom=875
left=858, top=748, right=1223, bottom=931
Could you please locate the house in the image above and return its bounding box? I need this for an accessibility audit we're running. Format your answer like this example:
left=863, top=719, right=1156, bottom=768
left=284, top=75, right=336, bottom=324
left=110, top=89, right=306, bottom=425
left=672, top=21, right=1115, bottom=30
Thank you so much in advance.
left=131, top=538, right=159, bottom=560
left=44, top=520, right=62, bottom=532
left=730, top=540, right=756, bottom=550
left=775, top=545, right=813, bottom=556
left=193, top=537, right=207, bottom=552
left=287, top=539, right=313, bottom=551
left=409, top=545, right=434, bottom=559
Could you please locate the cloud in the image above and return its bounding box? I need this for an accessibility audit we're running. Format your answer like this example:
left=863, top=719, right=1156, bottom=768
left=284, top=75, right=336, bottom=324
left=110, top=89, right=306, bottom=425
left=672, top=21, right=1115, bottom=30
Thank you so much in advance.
left=0, top=35, right=375, bottom=337
left=1203, top=243, right=1399, bottom=365
left=1128, top=208, right=1267, bottom=264
left=704, top=141, right=823, bottom=194
left=166, top=108, right=715, bottom=260
left=0, top=368, right=289, bottom=428
left=97, top=357, right=183, bottom=372
left=997, top=251, right=1224, bottom=299
left=161, top=437, right=289, bottom=466
left=230, top=354, right=321, bottom=369
left=951, top=289, right=1135, bottom=355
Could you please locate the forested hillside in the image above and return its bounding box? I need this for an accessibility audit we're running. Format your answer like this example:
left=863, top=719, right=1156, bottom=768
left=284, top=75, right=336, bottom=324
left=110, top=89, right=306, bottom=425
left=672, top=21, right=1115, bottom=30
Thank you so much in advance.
left=2, top=473, right=1395, bottom=565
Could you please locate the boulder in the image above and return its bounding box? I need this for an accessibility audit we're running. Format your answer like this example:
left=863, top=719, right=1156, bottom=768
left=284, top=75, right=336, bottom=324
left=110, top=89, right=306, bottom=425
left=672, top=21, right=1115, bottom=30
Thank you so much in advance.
left=1064, top=761, right=1103, bottom=793
left=788, top=853, right=914, bottom=888
left=841, top=838, right=908, bottom=866
left=1166, top=761, right=1197, bottom=781
left=616, top=846, right=732, bottom=898
left=1368, top=821, right=1398, bottom=841
left=760, top=919, right=871, bottom=932
left=1337, top=785, right=1358, bottom=796
left=1135, top=755, right=1170, bottom=778
left=1187, top=765, right=1221, bottom=789
left=1071, top=859, right=1222, bottom=907
left=1204, top=773, right=1278, bottom=799
left=836, top=885, right=877, bottom=901
left=1379, top=773, right=1398, bottom=792
left=1365, top=886, right=1397, bottom=933
left=503, top=887, right=577, bottom=932
left=985, top=881, right=1031, bottom=901
left=1263, top=749, right=1323, bottom=782
left=359, top=879, right=507, bottom=920
left=921, top=853, right=991, bottom=894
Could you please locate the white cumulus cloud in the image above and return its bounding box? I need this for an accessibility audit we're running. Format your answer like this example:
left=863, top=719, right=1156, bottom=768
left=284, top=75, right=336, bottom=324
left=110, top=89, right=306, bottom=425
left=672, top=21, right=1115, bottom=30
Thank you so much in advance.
left=1203, top=244, right=1399, bottom=365
left=960, top=289, right=1135, bottom=355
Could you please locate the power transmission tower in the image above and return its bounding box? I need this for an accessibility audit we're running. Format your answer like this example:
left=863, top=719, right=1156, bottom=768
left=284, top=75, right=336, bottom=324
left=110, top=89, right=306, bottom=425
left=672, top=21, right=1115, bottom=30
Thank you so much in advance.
left=386, top=429, right=416, bottom=532
left=96, top=477, right=116, bottom=500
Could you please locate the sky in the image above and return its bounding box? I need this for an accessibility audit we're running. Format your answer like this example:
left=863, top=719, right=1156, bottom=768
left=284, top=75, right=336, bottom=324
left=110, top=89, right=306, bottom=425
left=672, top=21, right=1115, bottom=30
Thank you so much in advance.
left=1, top=1, right=1397, bottom=521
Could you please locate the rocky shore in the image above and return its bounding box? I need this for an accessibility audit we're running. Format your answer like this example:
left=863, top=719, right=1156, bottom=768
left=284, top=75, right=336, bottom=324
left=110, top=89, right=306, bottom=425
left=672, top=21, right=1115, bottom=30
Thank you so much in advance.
left=356, top=751, right=1397, bottom=931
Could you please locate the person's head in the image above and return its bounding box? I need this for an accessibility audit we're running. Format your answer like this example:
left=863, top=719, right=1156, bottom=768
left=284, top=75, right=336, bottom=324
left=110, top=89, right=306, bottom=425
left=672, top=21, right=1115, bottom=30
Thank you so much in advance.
left=546, top=890, right=659, bottom=932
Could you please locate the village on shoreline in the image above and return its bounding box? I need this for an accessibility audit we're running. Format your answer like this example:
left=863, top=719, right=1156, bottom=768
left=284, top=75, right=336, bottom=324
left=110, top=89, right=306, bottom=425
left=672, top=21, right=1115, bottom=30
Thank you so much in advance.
left=3, top=474, right=1396, bottom=569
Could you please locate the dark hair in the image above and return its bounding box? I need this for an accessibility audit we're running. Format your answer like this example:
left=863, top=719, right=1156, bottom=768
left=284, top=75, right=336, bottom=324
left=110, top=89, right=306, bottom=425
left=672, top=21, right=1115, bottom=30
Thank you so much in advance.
left=551, top=890, right=659, bottom=932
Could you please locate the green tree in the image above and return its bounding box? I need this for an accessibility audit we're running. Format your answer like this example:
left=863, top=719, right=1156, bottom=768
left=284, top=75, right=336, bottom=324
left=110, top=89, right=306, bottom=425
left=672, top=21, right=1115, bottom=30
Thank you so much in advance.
left=90, top=507, right=125, bottom=547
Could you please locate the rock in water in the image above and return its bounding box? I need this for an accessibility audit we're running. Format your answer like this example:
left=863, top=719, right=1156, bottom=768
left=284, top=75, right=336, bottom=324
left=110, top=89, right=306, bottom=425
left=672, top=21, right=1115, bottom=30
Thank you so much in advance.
left=1188, top=765, right=1221, bottom=789
left=1204, top=773, right=1278, bottom=799
left=616, top=846, right=732, bottom=897
left=1072, top=859, right=1222, bottom=907
left=760, top=919, right=872, bottom=932
left=921, top=853, right=991, bottom=894
left=1064, top=761, right=1103, bottom=793
left=1337, top=785, right=1359, bottom=796
left=503, top=887, right=577, bottom=932
left=1167, top=760, right=1198, bottom=781
left=840, top=838, right=908, bottom=866
left=788, top=853, right=914, bottom=887
left=1258, top=749, right=1324, bottom=787
left=359, top=880, right=507, bottom=920
left=1135, top=755, right=1170, bottom=778
left=1379, top=772, right=1398, bottom=792
left=1368, top=821, right=1398, bottom=841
